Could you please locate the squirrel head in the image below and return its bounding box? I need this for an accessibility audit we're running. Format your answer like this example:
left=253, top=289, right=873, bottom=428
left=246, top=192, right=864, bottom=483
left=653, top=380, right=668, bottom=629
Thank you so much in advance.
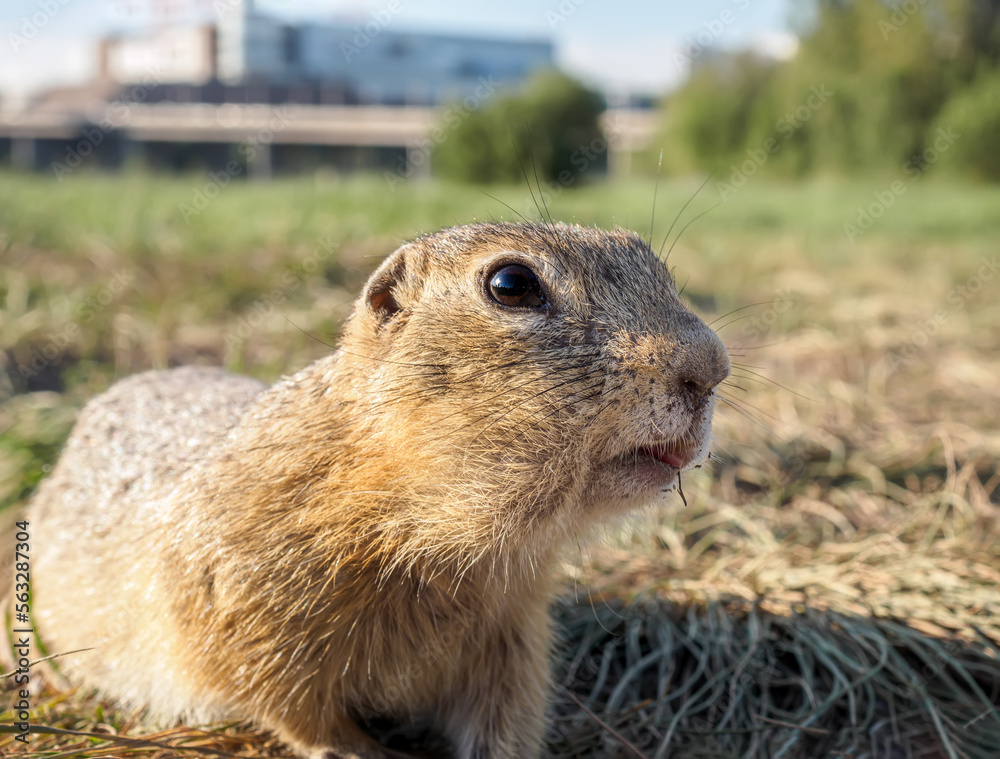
left=334, top=221, right=729, bottom=559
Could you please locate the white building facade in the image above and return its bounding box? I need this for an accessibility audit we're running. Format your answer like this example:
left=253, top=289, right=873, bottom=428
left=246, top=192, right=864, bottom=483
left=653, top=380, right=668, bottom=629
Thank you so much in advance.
left=104, top=0, right=553, bottom=105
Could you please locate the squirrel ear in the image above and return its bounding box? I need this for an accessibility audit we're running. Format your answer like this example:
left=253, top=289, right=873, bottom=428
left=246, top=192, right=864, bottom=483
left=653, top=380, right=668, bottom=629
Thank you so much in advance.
left=362, top=245, right=422, bottom=329
left=366, top=256, right=404, bottom=322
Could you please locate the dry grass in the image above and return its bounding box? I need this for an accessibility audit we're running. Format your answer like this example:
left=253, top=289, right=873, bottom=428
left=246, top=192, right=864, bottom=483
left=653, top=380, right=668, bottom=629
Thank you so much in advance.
left=550, top=276, right=1000, bottom=757
left=1, top=173, right=998, bottom=757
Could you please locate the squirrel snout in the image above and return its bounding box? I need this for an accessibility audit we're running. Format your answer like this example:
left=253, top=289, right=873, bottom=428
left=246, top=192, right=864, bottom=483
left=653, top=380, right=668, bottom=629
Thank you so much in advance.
left=671, top=328, right=730, bottom=406
left=608, top=320, right=730, bottom=407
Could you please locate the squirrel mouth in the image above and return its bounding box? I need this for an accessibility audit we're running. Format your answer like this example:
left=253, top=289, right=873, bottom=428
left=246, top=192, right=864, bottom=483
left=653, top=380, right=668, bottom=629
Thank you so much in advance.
left=633, top=442, right=695, bottom=470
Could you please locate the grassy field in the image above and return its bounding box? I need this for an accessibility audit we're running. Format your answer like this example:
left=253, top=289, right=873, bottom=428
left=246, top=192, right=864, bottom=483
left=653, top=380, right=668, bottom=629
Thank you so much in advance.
left=1, top=169, right=999, bottom=757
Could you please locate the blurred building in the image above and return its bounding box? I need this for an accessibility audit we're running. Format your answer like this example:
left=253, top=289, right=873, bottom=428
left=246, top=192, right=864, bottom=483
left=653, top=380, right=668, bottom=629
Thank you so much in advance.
left=97, top=0, right=553, bottom=106
left=99, top=25, right=218, bottom=88
left=0, top=1, right=658, bottom=177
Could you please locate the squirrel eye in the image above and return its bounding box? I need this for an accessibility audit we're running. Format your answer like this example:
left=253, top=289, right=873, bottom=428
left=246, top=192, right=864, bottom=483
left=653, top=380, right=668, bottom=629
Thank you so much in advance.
left=487, top=264, right=547, bottom=309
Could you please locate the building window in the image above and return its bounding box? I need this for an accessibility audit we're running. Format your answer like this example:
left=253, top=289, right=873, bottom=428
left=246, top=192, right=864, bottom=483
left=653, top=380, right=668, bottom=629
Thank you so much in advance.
left=282, top=26, right=299, bottom=65
left=457, top=60, right=484, bottom=77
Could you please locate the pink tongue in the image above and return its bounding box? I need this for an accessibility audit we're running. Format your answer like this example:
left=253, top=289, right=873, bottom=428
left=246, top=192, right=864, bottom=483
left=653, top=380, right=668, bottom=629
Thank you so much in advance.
left=659, top=450, right=687, bottom=469
left=640, top=446, right=687, bottom=468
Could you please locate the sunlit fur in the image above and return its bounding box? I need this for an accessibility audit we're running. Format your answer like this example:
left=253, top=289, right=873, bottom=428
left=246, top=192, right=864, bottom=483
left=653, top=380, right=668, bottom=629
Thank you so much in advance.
left=28, top=221, right=729, bottom=759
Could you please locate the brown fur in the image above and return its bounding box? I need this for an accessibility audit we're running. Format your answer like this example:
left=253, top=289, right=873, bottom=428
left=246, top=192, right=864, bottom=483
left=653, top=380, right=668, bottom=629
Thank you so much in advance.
left=27, top=221, right=729, bottom=758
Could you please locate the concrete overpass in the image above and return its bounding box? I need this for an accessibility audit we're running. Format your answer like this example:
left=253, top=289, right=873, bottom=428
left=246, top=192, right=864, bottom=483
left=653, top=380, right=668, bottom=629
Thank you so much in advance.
left=0, top=101, right=658, bottom=177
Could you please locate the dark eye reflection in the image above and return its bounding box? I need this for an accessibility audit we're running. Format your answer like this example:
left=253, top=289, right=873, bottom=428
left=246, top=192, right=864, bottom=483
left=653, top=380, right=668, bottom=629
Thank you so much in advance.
left=487, top=264, right=547, bottom=309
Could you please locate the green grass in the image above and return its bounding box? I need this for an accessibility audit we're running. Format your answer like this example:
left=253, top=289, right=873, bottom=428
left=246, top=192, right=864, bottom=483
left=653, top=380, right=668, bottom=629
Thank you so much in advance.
left=2, top=169, right=999, bottom=757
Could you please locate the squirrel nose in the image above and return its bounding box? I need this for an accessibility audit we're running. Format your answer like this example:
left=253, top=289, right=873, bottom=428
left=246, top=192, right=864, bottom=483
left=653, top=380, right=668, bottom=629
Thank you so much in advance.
left=674, top=329, right=730, bottom=406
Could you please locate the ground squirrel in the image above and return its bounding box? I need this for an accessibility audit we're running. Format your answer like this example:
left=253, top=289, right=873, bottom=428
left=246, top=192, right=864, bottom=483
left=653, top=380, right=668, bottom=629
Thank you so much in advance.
left=26, top=221, right=729, bottom=758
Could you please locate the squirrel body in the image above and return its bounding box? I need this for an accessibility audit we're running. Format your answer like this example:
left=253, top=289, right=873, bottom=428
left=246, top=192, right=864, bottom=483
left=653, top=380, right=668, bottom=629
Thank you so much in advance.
left=28, top=222, right=729, bottom=758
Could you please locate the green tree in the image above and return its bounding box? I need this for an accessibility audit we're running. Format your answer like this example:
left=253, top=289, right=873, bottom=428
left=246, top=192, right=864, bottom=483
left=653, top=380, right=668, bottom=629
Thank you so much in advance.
left=932, top=68, right=1000, bottom=180
left=433, top=71, right=606, bottom=184
left=656, top=0, right=1000, bottom=180
left=657, top=53, right=780, bottom=174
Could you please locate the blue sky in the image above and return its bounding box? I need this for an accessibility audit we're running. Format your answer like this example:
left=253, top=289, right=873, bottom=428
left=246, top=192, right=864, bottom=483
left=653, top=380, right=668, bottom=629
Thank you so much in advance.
left=0, top=0, right=795, bottom=100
